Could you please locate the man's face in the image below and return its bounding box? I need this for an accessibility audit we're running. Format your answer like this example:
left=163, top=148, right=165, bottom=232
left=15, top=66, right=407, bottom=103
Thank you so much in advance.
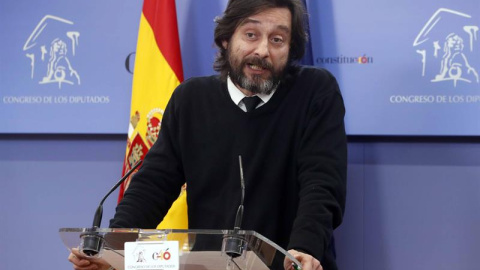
left=223, top=7, right=292, bottom=95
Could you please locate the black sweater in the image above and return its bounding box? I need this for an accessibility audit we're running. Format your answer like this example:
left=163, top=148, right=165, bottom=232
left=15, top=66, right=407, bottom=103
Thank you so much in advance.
left=110, top=66, right=347, bottom=269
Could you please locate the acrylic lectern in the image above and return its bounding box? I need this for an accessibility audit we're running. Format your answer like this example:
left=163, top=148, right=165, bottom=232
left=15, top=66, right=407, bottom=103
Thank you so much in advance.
left=59, top=228, right=302, bottom=270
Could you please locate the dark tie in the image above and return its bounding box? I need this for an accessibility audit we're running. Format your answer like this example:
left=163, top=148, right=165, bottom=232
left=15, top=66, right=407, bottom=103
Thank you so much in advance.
left=242, top=96, right=261, bottom=112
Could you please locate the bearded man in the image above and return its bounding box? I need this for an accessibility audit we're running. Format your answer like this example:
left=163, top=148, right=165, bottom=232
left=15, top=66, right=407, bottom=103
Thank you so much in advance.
left=69, top=0, right=346, bottom=269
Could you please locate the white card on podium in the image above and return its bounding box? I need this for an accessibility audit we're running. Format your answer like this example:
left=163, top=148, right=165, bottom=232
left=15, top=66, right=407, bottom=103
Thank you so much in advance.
left=124, top=241, right=179, bottom=270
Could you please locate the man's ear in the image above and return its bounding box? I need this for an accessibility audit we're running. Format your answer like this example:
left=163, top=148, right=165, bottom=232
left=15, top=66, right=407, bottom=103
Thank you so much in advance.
left=222, top=40, right=228, bottom=49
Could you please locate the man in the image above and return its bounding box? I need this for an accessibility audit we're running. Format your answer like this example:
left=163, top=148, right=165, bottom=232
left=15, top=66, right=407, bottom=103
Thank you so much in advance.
left=69, top=0, right=346, bottom=269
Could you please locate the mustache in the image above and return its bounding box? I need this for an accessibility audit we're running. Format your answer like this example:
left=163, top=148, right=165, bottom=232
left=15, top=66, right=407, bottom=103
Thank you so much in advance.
left=242, top=56, right=273, bottom=71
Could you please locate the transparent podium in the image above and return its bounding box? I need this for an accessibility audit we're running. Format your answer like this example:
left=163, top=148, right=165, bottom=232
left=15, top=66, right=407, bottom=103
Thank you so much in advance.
left=59, top=228, right=302, bottom=270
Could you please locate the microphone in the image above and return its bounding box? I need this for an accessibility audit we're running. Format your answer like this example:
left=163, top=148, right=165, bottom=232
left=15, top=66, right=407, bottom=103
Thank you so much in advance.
left=80, top=160, right=142, bottom=257
left=222, top=155, right=247, bottom=258
left=234, top=156, right=245, bottom=231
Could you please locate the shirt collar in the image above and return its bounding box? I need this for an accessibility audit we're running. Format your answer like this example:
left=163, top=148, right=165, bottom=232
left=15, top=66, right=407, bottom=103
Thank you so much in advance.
left=227, top=76, right=275, bottom=106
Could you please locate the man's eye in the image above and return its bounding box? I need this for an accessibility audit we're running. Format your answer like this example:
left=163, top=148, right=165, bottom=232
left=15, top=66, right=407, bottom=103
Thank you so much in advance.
left=272, top=37, right=283, bottom=43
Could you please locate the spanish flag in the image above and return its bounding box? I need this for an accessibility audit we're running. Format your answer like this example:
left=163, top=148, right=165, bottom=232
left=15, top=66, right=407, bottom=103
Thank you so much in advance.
left=118, top=0, right=188, bottom=230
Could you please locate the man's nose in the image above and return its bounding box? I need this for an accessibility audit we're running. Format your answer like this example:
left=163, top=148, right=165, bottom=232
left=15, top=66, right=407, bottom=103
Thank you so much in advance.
left=254, top=38, right=270, bottom=58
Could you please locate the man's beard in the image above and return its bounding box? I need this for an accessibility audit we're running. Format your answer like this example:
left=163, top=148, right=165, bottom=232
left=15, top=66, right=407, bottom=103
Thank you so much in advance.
left=227, top=49, right=285, bottom=95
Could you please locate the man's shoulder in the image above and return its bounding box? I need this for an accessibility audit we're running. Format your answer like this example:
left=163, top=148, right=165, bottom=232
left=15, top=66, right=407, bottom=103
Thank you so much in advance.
left=171, top=74, right=225, bottom=105
left=295, top=66, right=336, bottom=82
left=287, top=66, right=340, bottom=98
left=176, top=75, right=223, bottom=93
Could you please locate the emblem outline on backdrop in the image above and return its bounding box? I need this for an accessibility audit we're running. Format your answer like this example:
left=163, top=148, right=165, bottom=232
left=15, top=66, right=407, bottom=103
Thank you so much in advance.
left=23, top=15, right=81, bottom=89
left=413, top=8, right=479, bottom=88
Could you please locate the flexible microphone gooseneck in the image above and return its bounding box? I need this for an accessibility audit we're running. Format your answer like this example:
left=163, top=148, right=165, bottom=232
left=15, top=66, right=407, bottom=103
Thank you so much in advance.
left=233, top=156, right=245, bottom=231
left=223, top=155, right=247, bottom=258
left=80, top=160, right=142, bottom=257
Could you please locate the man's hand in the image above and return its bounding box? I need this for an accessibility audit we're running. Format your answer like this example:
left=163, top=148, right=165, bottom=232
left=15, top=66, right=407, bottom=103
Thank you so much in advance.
left=284, top=249, right=323, bottom=270
left=68, top=248, right=111, bottom=270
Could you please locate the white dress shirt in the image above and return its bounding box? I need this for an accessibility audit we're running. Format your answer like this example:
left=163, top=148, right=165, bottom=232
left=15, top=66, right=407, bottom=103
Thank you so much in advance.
left=227, top=76, right=275, bottom=112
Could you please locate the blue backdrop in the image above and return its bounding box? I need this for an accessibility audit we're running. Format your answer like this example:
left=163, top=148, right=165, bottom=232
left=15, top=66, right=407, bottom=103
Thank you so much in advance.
left=307, top=0, right=480, bottom=135
left=1, top=0, right=141, bottom=133
left=2, top=0, right=479, bottom=135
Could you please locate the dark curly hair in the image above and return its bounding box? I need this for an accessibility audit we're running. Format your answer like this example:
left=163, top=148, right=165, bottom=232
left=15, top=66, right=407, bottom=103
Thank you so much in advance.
left=213, top=0, right=308, bottom=80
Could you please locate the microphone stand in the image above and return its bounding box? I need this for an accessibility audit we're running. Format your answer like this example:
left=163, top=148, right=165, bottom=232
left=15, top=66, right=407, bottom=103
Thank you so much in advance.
left=222, top=156, right=247, bottom=259
left=80, top=160, right=142, bottom=257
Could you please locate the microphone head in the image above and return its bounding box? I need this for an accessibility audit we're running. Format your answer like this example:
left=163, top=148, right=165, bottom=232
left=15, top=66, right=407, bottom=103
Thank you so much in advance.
left=79, top=232, right=105, bottom=258
left=222, top=234, right=247, bottom=258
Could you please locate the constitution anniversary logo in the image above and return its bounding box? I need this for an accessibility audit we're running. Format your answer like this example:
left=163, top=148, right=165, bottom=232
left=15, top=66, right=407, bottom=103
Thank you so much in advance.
left=23, top=15, right=81, bottom=89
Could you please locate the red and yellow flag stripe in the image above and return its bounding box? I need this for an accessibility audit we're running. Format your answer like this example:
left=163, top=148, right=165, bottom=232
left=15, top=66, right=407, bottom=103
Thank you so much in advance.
left=118, top=0, right=187, bottom=230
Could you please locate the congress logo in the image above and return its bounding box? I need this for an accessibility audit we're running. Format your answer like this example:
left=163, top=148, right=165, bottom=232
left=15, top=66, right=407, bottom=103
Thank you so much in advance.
left=413, top=8, right=479, bottom=88
left=23, top=15, right=81, bottom=89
